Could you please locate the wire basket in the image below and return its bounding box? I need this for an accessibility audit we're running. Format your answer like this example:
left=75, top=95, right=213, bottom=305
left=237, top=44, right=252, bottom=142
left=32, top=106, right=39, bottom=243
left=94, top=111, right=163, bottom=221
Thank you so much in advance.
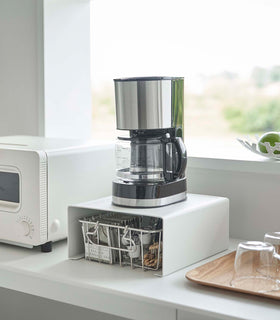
left=80, top=217, right=163, bottom=271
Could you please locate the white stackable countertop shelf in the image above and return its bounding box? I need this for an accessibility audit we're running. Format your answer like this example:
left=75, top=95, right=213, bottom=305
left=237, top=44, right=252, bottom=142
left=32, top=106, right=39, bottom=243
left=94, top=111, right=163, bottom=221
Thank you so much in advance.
left=1, top=238, right=280, bottom=320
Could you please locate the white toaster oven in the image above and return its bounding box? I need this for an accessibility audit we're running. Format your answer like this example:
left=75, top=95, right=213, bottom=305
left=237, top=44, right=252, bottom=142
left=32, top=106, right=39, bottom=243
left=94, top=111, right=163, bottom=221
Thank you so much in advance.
left=0, top=136, right=114, bottom=252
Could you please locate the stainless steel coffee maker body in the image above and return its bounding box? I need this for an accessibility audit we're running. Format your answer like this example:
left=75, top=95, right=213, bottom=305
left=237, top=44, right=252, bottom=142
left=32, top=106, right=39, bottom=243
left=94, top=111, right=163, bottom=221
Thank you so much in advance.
left=113, top=77, right=187, bottom=208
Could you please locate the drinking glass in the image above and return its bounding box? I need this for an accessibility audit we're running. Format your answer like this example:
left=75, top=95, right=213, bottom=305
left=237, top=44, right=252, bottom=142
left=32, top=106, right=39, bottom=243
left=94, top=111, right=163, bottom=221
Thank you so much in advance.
left=231, top=241, right=280, bottom=292
left=264, top=232, right=280, bottom=254
left=263, top=232, right=280, bottom=277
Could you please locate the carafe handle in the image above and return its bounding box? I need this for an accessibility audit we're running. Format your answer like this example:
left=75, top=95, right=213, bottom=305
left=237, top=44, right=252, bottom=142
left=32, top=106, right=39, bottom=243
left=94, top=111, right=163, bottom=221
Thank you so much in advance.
left=164, top=137, right=187, bottom=182
left=173, top=137, right=187, bottom=179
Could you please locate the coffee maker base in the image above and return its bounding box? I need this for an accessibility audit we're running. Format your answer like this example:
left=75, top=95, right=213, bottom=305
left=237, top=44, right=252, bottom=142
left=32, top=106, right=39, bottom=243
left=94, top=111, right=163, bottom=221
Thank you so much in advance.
left=112, top=192, right=187, bottom=208
left=112, top=178, right=187, bottom=208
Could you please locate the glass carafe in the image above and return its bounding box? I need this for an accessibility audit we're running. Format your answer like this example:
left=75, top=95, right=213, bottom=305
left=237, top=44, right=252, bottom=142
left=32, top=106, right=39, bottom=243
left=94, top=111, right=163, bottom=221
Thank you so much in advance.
left=115, top=132, right=187, bottom=183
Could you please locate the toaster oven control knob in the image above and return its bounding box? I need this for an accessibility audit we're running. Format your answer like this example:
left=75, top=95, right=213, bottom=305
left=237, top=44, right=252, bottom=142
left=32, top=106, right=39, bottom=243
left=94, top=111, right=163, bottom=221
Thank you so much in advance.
left=19, top=221, right=31, bottom=236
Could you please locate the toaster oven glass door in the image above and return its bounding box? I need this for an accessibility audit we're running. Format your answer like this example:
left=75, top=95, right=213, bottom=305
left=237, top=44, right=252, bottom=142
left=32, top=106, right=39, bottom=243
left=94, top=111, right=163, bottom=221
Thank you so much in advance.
left=0, top=171, right=19, bottom=203
left=0, top=170, right=20, bottom=212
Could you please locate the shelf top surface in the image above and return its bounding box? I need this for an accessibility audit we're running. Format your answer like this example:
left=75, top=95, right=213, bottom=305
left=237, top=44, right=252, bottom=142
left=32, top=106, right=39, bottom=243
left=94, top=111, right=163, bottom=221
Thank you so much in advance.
left=1, top=239, right=280, bottom=319
left=71, top=193, right=228, bottom=219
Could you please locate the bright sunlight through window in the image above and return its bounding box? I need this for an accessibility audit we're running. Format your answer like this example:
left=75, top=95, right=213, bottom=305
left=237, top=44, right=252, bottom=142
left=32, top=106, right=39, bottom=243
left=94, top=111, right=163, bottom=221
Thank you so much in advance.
left=91, top=0, right=280, bottom=151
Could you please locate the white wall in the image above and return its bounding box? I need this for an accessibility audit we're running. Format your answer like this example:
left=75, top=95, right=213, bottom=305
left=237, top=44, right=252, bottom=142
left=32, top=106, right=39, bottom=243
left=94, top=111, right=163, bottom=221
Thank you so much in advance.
left=0, top=0, right=92, bottom=138
left=0, top=0, right=44, bottom=136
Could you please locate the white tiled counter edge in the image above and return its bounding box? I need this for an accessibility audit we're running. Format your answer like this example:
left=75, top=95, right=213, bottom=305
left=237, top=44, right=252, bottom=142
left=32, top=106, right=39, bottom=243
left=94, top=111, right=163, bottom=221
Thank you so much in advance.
left=1, top=239, right=280, bottom=320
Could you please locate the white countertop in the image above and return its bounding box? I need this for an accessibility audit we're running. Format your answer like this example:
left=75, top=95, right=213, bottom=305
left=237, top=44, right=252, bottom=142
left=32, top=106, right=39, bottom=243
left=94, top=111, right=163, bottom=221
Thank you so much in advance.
left=1, top=239, right=280, bottom=320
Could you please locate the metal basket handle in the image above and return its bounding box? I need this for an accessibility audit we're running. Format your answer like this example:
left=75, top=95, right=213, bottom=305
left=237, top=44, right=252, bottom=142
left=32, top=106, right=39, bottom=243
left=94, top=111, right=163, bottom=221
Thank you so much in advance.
left=85, top=221, right=99, bottom=245
left=122, top=225, right=136, bottom=249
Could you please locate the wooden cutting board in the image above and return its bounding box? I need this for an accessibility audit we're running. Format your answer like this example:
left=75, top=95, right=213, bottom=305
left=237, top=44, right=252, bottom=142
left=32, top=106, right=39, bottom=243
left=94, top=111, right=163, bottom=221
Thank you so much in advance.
left=186, top=251, right=280, bottom=301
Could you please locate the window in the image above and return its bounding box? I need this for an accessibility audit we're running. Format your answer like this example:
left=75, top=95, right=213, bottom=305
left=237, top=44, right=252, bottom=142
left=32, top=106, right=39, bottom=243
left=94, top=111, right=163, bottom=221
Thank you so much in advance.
left=91, top=0, right=280, bottom=152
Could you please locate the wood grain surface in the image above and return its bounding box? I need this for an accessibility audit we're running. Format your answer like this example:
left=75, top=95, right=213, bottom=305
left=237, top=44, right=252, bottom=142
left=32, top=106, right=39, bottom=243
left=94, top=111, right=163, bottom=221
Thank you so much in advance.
left=186, top=251, right=280, bottom=301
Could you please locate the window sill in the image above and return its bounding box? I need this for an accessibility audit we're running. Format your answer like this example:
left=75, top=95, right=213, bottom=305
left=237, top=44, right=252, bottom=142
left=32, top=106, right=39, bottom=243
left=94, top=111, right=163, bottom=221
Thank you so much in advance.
left=187, top=137, right=280, bottom=175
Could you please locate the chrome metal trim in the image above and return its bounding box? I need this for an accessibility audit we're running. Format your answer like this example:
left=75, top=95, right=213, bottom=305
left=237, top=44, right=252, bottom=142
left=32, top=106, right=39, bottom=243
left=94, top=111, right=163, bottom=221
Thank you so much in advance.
left=112, top=192, right=187, bottom=208
left=115, top=79, right=171, bottom=129
left=114, top=77, right=184, bottom=131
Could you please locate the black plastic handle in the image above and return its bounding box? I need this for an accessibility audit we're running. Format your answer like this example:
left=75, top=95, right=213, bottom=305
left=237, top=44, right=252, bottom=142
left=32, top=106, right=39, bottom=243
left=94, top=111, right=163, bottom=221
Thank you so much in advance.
left=172, top=137, right=187, bottom=179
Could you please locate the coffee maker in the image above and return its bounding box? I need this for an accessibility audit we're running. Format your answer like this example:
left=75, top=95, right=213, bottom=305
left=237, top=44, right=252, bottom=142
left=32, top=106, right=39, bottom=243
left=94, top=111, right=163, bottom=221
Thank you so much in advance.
left=112, top=77, right=187, bottom=208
